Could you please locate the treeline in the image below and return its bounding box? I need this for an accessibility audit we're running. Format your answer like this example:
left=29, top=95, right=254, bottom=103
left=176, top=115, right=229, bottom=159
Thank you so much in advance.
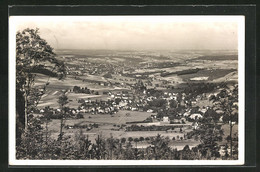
left=195, top=55, right=238, bottom=61
left=41, top=106, right=84, bottom=120
left=161, top=68, right=200, bottom=77
left=183, top=82, right=219, bottom=98
left=126, top=125, right=184, bottom=132
left=16, top=121, right=237, bottom=160
left=31, top=66, right=58, bottom=77
left=73, top=86, right=92, bottom=94
left=148, top=62, right=180, bottom=69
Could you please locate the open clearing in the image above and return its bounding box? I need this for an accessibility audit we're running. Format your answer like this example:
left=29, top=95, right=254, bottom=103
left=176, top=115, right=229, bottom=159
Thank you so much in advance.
left=46, top=110, right=199, bottom=150
left=179, top=69, right=237, bottom=82
left=48, top=110, right=154, bottom=130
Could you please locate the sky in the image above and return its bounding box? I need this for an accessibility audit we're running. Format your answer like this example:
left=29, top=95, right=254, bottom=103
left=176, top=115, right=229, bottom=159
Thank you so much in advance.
left=12, top=16, right=240, bottom=51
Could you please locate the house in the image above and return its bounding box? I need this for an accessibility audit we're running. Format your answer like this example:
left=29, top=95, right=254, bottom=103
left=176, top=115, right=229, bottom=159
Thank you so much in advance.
left=189, top=113, right=203, bottom=120
left=147, top=122, right=161, bottom=126
left=183, top=111, right=190, bottom=117
left=163, top=116, right=169, bottom=122
left=147, top=109, right=153, bottom=113
left=199, top=108, right=207, bottom=114
left=219, top=116, right=223, bottom=122
left=219, top=145, right=226, bottom=156
left=216, top=110, right=224, bottom=114
left=119, top=101, right=127, bottom=107
left=98, top=109, right=105, bottom=113
left=192, top=122, right=199, bottom=129
left=171, top=119, right=180, bottom=124
left=191, top=101, right=197, bottom=106
left=180, top=117, right=186, bottom=122
left=151, top=115, right=157, bottom=119
left=229, top=121, right=236, bottom=125
left=131, top=107, right=138, bottom=111
left=160, top=116, right=170, bottom=125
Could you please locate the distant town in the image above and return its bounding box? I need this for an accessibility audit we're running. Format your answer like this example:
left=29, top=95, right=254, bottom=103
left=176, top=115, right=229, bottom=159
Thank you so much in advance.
left=16, top=28, right=239, bottom=160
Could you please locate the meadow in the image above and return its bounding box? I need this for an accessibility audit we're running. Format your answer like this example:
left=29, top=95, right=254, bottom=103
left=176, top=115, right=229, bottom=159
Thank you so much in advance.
left=45, top=109, right=199, bottom=150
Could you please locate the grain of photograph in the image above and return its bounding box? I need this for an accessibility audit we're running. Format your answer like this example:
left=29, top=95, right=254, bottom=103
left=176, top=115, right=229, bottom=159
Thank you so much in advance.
left=9, top=16, right=245, bottom=165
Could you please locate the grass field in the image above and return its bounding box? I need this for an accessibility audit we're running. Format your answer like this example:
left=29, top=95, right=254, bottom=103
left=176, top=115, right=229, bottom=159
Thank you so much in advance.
left=34, top=74, right=113, bottom=108
left=45, top=110, right=199, bottom=150
left=46, top=117, right=237, bottom=150
left=179, top=69, right=237, bottom=82
left=48, top=110, right=154, bottom=128
left=47, top=110, right=153, bottom=132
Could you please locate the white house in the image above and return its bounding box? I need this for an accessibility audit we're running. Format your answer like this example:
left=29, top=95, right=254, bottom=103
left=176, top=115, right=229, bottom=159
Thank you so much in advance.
left=162, top=116, right=169, bottom=122
left=189, top=113, right=203, bottom=120
left=193, top=122, right=199, bottom=130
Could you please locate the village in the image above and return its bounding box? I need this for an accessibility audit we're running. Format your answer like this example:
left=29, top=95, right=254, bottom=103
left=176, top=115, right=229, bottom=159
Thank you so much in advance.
left=36, top=71, right=237, bottom=146
left=27, top=47, right=239, bottom=155
left=13, top=17, right=241, bottom=161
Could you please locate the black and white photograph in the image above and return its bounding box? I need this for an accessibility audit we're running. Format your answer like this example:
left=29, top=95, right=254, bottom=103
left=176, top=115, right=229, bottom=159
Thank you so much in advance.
left=9, top=16, right=245, bottom=165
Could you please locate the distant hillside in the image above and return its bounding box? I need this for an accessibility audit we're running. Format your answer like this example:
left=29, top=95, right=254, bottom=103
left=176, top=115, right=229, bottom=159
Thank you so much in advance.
left=195, top=55, right=238, bottom=61
left=161, top=68, right=200, bottom=77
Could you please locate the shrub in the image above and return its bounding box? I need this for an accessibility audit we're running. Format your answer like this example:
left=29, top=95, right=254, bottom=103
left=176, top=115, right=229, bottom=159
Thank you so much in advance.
left=76, top=113, right=84, bottom=119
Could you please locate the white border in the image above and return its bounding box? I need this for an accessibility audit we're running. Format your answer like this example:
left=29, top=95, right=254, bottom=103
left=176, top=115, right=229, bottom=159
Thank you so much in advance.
left=9, top=16, right=245, bottom=166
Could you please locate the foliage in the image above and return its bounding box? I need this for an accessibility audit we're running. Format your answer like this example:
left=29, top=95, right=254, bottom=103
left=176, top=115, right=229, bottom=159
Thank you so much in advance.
left=212, top=85, right=238, bottom=158
left=187, top=107, right=224, bottom=159
left=17, top=126, right=236, bottom=160
left=73, top=86, right=91, bottom=94
left=76, top=113, right=84, bottom=119
left=15, top=31, right=239, bottom=160
left=103, top=73, right=112, bottom=78
left=148, top=99, right=167, bottom=108
left=126, top=125, right=182, bottom=131
left=16, top=28, right=66, bottom=137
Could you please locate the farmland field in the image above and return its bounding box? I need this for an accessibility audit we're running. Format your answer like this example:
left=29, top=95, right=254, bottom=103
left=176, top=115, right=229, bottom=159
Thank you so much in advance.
left=46, top=110, right=198, bottom=150
left=32, top=49, right=238, bottom=154
left=15, top=18, right=242, bottom=161
left=179, top=69, right=237, bottom=82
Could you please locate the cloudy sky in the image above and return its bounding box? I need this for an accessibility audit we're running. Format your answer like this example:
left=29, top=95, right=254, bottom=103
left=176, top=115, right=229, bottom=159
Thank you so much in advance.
left=12, top=16, right=239, bottom=50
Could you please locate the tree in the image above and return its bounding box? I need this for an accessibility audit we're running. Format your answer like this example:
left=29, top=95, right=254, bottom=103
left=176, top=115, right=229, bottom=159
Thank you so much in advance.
left=115, top=98, right=121, bottom=104
left=150, top=134, right=171, bottom=160
left=128, top=137, right=133, bottom=143
left=92, top=135, right=107, bottom=159
left=103, top=73, right=112, bottom=78
left=120, top=137, right=126, bottom=144
left=182, top=145, right=192, bottom=159
left=169, top=99, right=178, bottom=108
left=76, top=113, right=84, bottom=119
left=16, top=28, right=66, bottom=133
left=139, top=136, right=144, bottom=142
left=58, top=92, right=69, bottom=141
left=107, top=136, right=117, bottom=159
left=213, top=85, right=238, bottom=158
left=191, top=109, right=224, bottom=159
left=73, top=86, right=80, bottom=93
left=134, top=138, right=139, bottom=148
left=148, top=99, right=167, bottom=108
